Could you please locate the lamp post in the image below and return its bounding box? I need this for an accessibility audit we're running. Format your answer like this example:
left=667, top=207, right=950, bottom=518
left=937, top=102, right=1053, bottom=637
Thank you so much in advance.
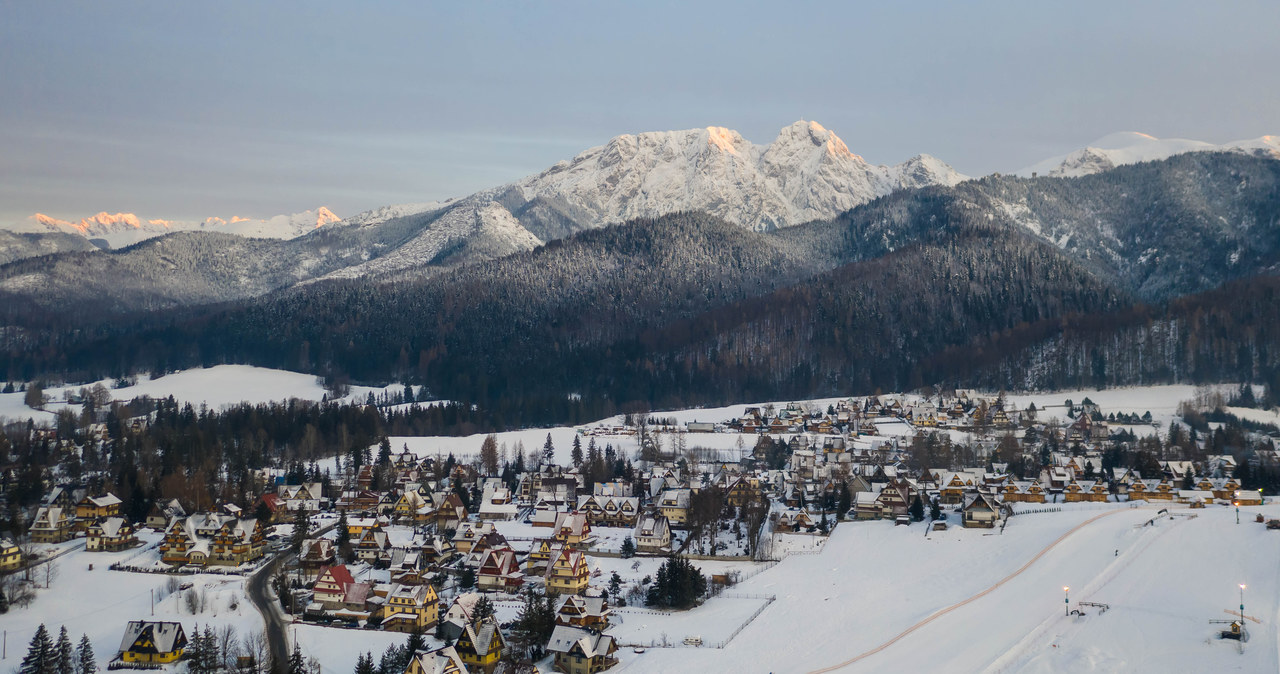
left=1235, top=501, right=1240, bottom=524
left=1240, top=584, right=1246, bottom=620
left=1064, top=586, right=1069, bottom=616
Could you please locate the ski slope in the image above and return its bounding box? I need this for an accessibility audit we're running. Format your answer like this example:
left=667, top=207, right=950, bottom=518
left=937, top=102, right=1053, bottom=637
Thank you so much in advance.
left=614, top=503, right=1280, bottom=673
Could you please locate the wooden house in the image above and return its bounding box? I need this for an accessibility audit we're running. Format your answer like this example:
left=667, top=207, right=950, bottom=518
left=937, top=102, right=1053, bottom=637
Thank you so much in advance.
left=0, top=538, right=21, bottom=572
left=404, top=646, right=467, bottom=674
left=476, top=546, right=523, bottom=593
left=962, top=492, right=1000, bottom=529
left=545, top=547, right=590, bottom=596
left=633, top=513, right=671, bottom=554
left=313, top=565, right=356, bottom=610
left=546, top=625, right=618, bottom=674
left=556, top=594, right=610, bottom=630
left=75, top=493, right=122, bottom=531
left=454, top=615, right=506, bottom=673
left=298, top=538, right=336, bottom=577
left=657, top=489, right=691, bottom=527
left=553, top=512, right=592, bottom=546
left=380, top=582, right=440, bottom=633
left=117, top=621, right=187, bottom=664
left=30, top=506, right=73, bottom=543
left=86, top=517, right=139, bottom=552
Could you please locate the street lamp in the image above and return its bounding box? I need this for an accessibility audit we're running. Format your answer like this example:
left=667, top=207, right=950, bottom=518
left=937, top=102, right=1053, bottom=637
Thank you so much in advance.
left=1240, top=584, right=1246, bottom=620
left=1064, top=586, right=1070, bottom=616
left=1235, top=501, right=1240, bottom=524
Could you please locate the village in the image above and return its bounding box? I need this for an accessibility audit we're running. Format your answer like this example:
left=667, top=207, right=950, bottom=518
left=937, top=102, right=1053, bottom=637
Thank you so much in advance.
left=2, top=381, right=1279, bottom=674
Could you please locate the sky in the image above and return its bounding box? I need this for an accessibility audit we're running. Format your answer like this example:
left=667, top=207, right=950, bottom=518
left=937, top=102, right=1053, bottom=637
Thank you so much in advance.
left=2, top=1, right=1278, bottom=223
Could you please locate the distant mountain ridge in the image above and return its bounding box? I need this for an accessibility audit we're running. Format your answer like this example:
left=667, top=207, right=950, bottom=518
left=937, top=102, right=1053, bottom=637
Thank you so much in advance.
left=9, top=207, right=342, bottom=248
left=1019, top=131, right=1280, bottom=178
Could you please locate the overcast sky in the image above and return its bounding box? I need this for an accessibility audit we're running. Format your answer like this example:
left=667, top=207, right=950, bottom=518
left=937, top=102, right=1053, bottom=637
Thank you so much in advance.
left=2, top=1, right=1277, bottom=223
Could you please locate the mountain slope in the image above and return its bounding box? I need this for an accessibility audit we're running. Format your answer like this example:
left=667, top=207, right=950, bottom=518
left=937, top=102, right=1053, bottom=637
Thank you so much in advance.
left=1020, top=131, right=1280, bottom=178
left=484, top=120, right=966, bottom=240
left=12, top=208, right=343, bottom=248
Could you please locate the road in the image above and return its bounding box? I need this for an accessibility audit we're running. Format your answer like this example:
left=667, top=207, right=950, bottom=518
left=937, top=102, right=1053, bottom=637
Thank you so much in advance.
left=246, top=520, right=337, bottom=672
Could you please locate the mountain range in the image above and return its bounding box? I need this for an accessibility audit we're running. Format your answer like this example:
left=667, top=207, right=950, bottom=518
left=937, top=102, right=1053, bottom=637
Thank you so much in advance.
left=2, top=121, right=1279, bottom=418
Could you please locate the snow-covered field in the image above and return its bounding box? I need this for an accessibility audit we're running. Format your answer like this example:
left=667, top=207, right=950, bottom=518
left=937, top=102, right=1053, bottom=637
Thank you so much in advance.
left=0, top=365, right=416, bottom=424
left=611, top=502, right=1280, bottom=673
left=0, top=531, right=262, bottom=670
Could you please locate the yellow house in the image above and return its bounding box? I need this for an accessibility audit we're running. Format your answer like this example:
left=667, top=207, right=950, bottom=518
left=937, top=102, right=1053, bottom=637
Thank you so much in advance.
left=118, top=621, right=187, bottom=664
left=404, top=646, right=467, bottom=674
left=75, top=493, right=122, bottom=531
left=0, top=538, right=21, bottom=572
left=545, top=548, right=590, bottom=596
left=454, top=615, right=506, bottom=673
left=553, top=513, right=591, bottom=547
left=381, top=583, right=440, bottom=633
left=30, top=506, right=73, bottom=543
left=547, top=625, right=618, bottom=674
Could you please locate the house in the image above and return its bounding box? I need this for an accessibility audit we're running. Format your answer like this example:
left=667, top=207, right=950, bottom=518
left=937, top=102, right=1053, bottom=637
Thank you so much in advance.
left=75, top=493, right=123, bottom=530
left=381, top=582, right=440, bottom=633
left=298, top=539, right=336, bottom=577
left=117, top=621, right=188, bottom=664
left=453, top=522, right=497, bottom=555
left=313, top=565, right=356, bottom=610
left=657, top=489, right=691, bottom=527
left=159, top=514, right=266, bottom=567
left=146, top=499, right=186, bottom=529
left=556, top=594, right=610, bottom=630
left=1001, top=480, right=1046, bottom=504
left=545, top=547, right=590, bottom=596
left=404, top=646, right=468, bottom=674
left=553, top=512, right=592, bottom=547
left=575, top=495, right=640, bottom=528
left=477, top=482, right=519, bottom=521
left=962, top=492, right=1000, bottom=529
left=525, top=539, right=564, bottom=574
left=355, top=525, right=392, bottom=564
left=1063, top=480, right=1109, bottom=503
left=633, top=513, right=671, bottom=554
left=86, top=517, right=139, bottom=552
left=0, top=538, right=21, bottom=572
left=454, top=615, right=506, bottom=673
left=775, top=509, right=815, bottom=533
left=30, top=506, right=73, bottom=543
left=421, top=534, right=457, bottom=569
left=546, top=625, right=618, bottom=674
left=476, top=546, right=523, bottom=593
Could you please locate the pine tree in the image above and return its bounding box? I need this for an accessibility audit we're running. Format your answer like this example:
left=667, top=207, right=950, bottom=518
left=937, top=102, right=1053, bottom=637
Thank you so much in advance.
left=76, top=635, right=96, bottom=674
left=354, top=652, right=376, bottom=674
left=542, top=434, right=555, bottom=465
left=55, top=627, right=73, bottom=674
left=291, top=506, right=311, bottom=551
left=473, top=595, right=496, bottom=623
left=909, top=495, right=925, bottom=522
left=335, top=511, right=351, bottom=559
left=20, top=624, right=55, bottom=674
left=620, top=536, right=636, bottom=559
left=570, top=436, right=583, bottom=468
left=288, top=644, right=307, bottom=674
left=404, top=628, right=426, bottom=658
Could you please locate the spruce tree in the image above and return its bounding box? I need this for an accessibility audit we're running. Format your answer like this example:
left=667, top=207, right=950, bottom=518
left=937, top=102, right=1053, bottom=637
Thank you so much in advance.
left=542, top=434, right=555, bottom=465
left=76, top=635, right=96, bottom=674
left=620, top=536, right=636, bottom=559
left=354, top=652, right=376, bottom=674
left=55, top=627, right=73, bottom=674
left=288, top=644, right=307, bottom=674
left=571, top=435, right=583, bottom=468
left=291, top=507, right=311, bottom=551
left=20, top=624, right=55, bottom=674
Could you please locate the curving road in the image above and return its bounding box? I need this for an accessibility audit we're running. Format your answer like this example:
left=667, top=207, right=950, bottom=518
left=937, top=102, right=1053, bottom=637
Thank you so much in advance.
left=246, top=521, right=337, bottom=673
left=807, top=508, right=1126, bottom=674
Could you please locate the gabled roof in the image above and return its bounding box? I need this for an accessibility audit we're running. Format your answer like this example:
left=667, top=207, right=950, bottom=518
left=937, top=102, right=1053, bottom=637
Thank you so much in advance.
left=119, top=621, right=186, bottom=655
left=546, top=624, right=616, bottom=658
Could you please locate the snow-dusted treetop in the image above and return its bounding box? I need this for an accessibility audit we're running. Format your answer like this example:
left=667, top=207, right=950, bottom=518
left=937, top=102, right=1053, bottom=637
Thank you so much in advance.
left=1018, top=131, right=1280, bottom=178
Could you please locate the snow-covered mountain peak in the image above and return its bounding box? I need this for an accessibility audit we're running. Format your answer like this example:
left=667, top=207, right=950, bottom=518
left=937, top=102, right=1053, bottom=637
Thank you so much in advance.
left=492, top=120, right=965, bottom=235
left=1020, top=131, right=1280, bottom=177
left=9, top=207, right=342, bottom=248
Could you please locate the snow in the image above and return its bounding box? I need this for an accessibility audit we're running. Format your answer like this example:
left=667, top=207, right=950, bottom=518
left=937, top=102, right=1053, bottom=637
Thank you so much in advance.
left=613, top=502, right=1280, bottom=673
left=1224, top=406, right=1280, bottom=429
left=1004, top=384, right=1237, bottom=434
left=0, top=365, right=415, bottom=423
left=1019, top=131, right=1280, bottom=178
left=5, top=208, right=342, bottom=248
left=0, top=530, right=262, bottom=670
